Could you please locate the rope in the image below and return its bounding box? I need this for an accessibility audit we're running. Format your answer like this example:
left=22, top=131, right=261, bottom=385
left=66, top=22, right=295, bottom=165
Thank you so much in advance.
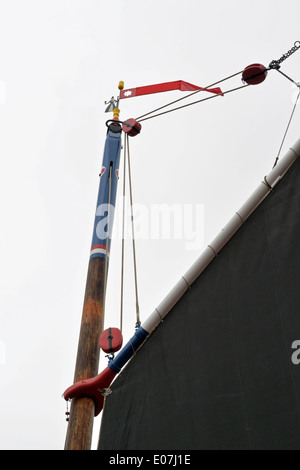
left=103, top=164, right=113, bottom=312
left=135, top=43, right=300, bottom=123
left=120, top=134, right=141, bottom=331
left=126, top=134, right=141, bottom=328
left=119, top=135, right=127, bottom=333
left=136, top=70, right=244, bottom=121
left=273, top=86, right=300, bottom=168
left=275, top=68, right=300, bottom=87
left=138, top=83, right=249, bottom=122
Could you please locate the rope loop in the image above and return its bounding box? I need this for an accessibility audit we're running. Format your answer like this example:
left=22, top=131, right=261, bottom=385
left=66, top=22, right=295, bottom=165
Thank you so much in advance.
left=100, top=388, right=112, bottom=397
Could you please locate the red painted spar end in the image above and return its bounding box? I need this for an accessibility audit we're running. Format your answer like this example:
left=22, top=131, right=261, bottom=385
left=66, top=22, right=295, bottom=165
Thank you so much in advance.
left=63, top=366, right=117, bottom=416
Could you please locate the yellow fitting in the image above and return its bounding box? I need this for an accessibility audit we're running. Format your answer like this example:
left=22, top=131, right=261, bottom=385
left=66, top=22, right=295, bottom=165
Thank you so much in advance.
left=113, top=108, right=120, bottom=118
left=118, top=81, right=124, bottom=90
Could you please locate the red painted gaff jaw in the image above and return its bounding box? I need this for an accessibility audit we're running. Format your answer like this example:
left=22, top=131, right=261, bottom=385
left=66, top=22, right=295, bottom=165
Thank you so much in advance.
left=63, top=366, right=117, bottom=416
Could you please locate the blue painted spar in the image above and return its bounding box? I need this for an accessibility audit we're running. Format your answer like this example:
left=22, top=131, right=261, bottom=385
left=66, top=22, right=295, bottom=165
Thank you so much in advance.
left=90, top=126, right=122, bottom=260
left=108, top=327, right=149, bottom=373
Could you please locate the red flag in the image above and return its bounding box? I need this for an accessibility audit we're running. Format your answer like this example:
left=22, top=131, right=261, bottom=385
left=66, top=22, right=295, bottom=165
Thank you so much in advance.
left=120, top=80, right=223, bottom=99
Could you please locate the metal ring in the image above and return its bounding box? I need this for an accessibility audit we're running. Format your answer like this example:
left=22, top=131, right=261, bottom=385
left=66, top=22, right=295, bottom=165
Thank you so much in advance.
left=105, top=119, right=123, bottom=128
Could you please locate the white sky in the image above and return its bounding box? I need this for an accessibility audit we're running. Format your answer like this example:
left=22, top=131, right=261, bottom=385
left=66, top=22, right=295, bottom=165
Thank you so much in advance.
left=1, top=0, right=300, bottom=450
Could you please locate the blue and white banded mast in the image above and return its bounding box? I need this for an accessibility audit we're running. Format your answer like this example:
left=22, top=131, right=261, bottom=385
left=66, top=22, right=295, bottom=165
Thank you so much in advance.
left=90, top=113, right=122, bottom=262
left=64, top=82, right=124, bottom=451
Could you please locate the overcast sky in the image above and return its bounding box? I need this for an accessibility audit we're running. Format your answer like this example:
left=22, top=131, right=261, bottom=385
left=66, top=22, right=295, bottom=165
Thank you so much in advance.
left=1, top=0, right=300, bottom=450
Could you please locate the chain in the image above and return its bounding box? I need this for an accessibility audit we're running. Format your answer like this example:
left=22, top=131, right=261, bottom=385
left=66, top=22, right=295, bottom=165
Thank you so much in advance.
left=269, top=40, right=300, bottom=69
left=65, top=399, right=70, bottom=422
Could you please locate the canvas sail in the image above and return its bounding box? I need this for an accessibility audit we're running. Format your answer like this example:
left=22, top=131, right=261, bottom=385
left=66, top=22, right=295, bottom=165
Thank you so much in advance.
left=98, top=155, right=300, bottom=450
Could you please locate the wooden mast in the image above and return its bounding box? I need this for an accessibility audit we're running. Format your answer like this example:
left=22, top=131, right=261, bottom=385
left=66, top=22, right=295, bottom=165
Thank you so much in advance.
left=64, top=257, right=107, bottom=450
left=64, top=88, right=123, bottom=450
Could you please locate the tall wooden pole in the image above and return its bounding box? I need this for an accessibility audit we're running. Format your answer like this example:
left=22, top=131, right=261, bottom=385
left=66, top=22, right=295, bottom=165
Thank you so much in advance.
left=64, top=257, right=106, bottom=450
left=64, top=105, right=122, bottom=450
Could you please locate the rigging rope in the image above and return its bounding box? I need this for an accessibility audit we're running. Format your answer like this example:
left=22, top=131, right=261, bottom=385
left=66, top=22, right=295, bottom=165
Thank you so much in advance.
left=120, top=134, right=141, bottom=332
left=126, top=134, right=141, bottom=328
left=120, top=134, right=127, bottom=333
left=118, top=42, right=300, bottom=318
left=136, top=70, right=244, bottom=121
left=137, top=83, right=249, bottom=122
left=132, top=41, right=300, bottom=125
left=275, top=68, right=299, bottom=87
left=103, top=164, right=113, bottom=314
left=273, top=86, right=300, bottom=168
